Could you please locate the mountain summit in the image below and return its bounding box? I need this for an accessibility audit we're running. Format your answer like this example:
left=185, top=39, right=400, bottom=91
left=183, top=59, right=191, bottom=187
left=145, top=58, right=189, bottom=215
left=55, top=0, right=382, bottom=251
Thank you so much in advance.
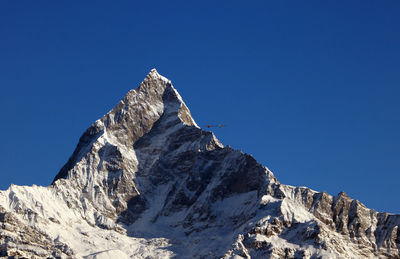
left=1, top=70, right=399, bottom=258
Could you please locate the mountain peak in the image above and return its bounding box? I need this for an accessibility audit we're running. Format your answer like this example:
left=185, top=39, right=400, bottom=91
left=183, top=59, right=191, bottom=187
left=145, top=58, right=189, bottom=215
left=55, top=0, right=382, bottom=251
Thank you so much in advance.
left=52, top=70, right=205, bottom=184
left=145, top=68, right=169, bottom=83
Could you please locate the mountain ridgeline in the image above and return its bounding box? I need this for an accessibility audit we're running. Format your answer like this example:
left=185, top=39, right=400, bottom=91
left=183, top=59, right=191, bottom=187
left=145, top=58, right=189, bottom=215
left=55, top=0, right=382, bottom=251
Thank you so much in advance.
left=0, top=70, right=399, bottom=258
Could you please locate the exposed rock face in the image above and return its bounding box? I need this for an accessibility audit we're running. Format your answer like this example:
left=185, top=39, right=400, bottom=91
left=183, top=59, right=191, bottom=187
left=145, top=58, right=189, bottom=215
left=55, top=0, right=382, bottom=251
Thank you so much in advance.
left=0, top=69, right=399, bottom=258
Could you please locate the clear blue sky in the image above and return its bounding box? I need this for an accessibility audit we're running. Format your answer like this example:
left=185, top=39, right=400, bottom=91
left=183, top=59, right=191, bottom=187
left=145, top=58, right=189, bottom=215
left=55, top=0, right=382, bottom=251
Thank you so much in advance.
left=1, top=1, right=399, bottom=213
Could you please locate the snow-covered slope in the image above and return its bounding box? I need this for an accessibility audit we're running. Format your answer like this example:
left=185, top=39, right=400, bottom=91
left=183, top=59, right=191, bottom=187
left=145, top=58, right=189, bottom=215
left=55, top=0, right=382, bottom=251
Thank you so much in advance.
left=1, top=69, right=399, bottom=258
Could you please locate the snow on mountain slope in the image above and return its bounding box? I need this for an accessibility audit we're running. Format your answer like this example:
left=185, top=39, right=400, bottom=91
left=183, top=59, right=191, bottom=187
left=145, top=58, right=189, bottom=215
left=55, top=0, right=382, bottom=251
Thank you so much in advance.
left=1, top=69, right=399, bottom=258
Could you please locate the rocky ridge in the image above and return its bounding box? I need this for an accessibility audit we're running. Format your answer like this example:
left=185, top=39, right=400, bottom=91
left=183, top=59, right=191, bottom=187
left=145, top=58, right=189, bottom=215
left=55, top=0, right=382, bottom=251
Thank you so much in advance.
left=0, top=69, right=399, bottom=258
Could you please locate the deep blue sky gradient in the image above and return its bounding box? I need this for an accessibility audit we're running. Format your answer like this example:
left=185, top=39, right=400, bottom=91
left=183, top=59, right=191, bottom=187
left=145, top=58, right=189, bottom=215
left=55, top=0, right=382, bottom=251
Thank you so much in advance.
left=1, top=1, right=399, bottom=213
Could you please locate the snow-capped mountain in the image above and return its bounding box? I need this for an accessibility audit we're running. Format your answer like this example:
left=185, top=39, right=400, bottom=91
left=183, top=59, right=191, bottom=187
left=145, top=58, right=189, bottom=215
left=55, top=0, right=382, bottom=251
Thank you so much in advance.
left=1, top=69, right=399, bottom=258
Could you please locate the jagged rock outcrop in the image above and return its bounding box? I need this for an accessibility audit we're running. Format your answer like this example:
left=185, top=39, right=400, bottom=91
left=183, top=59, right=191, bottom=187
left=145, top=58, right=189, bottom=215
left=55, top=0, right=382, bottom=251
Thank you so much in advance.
left=0, top=69, right=399, bottom=258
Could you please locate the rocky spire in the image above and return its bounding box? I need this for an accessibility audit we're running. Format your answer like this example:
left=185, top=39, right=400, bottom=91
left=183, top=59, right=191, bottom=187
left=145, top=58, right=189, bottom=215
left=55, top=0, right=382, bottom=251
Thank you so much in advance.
left=52, top=69, right=201, bottom=183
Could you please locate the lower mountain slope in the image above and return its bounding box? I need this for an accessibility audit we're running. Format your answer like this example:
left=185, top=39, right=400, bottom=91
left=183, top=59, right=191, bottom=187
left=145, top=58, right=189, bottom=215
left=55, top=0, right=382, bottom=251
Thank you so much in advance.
left=1, top=70, right=399, bottom=258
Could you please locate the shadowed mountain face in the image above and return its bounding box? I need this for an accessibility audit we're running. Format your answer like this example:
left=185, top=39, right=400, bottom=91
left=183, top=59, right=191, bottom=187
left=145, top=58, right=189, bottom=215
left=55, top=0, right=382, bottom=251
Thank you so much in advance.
left=0, top=70, right=399, bottom=258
